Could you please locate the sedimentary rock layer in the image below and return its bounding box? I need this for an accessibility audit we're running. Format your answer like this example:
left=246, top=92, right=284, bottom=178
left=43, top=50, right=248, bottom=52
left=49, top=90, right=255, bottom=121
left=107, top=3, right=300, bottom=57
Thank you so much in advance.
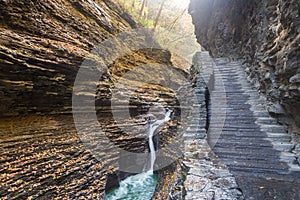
left=0, top=0, right=135, bottom=116
left=189, top=0, right=300, bottom=130
left=0, top=1, right=189, bottom=198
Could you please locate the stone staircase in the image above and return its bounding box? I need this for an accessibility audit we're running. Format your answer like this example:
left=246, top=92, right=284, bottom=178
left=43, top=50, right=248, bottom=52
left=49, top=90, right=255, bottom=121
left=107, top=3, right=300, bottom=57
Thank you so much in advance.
left=182, top=52, right=244, bottom=200
left=209, top=57, right=300, bottom=199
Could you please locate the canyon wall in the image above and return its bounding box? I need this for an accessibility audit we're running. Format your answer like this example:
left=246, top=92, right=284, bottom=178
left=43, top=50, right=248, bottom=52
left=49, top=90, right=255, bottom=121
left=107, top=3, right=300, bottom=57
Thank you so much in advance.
left=189, top=0, right=300, bottom=130
left=0, top=0, right=136, bottom=116
left=0, top=0, right=188, bottom=198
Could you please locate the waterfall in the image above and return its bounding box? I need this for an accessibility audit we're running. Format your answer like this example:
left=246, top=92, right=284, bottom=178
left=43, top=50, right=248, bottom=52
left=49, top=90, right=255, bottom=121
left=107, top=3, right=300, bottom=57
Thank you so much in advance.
left=148, top=125, right=156, bottom=173
left=105, top=109, right=172, bottom=200
left=147, top=109, right=172, bottom=173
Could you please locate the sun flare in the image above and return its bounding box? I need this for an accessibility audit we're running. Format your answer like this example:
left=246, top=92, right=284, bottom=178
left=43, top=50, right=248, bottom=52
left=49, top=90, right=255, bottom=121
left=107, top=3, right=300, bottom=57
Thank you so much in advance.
left=171, top=0, right=190, bottom=8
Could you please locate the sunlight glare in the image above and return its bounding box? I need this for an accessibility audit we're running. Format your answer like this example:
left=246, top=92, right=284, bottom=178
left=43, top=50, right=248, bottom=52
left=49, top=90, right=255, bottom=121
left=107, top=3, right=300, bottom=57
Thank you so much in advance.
left=172, top=0, right=190, bottom=8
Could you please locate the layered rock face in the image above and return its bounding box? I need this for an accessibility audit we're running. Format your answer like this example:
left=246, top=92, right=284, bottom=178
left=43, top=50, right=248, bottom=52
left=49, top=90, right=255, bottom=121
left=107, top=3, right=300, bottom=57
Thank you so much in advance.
left=0, top=0, right=136, bottom=116
left=0, top=0, right=189, bottom=198
left=189, top=0, right=300, bottom=129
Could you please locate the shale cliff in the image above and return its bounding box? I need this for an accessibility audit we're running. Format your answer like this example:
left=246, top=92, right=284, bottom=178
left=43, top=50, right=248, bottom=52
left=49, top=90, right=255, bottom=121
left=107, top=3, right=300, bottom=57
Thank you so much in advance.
left=0, top=0, right=185, bottom=199
left=189, top=0, right=300, bottom=131
left=0, top=0, right=136, bottom=116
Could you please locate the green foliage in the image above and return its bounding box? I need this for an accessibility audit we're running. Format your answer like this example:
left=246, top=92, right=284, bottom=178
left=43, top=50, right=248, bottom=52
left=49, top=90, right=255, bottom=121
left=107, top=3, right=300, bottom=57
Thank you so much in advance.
left=114, top=0, right=201, bottom=63
left=116, top=0, right=153, bottom=28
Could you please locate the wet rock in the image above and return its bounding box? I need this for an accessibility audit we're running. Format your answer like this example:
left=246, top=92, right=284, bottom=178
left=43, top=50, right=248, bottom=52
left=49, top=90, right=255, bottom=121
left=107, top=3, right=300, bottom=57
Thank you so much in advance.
left=212, top=177, right=238, bottom=189
left=195, top=133, right=206, bottom=139
left=189, top=0, right=300, bottom=130
left=184, top=175, right=208, bottom=192
left=178, top=53, right=244, bottom=200
left=289, top=73, right=300, bottom=84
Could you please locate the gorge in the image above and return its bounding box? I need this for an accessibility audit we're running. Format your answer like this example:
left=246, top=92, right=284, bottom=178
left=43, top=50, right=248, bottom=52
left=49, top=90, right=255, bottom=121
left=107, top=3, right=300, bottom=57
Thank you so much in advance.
left=189, top=0, right=300, bottom=134
left=1, top=0, right=300, bottom=199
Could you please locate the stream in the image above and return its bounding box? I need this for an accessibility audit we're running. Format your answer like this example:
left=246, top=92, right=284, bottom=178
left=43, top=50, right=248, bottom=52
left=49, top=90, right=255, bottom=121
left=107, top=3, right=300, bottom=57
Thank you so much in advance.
left=105, top=109, right=172, bottom=200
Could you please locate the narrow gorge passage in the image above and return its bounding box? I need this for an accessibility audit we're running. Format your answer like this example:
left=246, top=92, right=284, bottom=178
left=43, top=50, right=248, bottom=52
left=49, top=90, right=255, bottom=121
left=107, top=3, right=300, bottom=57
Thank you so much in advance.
left=1, top=0, right=299, bottom=199
left=209, top=58, right=300, bottom=199
left=0, top=0, right=197, bottom=198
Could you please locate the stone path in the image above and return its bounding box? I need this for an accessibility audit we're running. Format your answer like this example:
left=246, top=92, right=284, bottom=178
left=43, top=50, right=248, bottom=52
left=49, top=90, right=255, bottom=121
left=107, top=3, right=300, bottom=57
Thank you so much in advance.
left=183, top=52, right=244, bottom=200
left=182, top=52, right=300, bottom=199
left=209, top=57, right=300, bottom=199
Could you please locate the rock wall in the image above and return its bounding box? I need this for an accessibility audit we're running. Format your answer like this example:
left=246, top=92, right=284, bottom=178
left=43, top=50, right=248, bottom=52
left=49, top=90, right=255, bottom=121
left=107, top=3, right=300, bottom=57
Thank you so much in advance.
left=0, top=0, right=136, bottom=116
left=189, top=0, right=300, bottom=130
left=0, top=0, right=188, bottom=198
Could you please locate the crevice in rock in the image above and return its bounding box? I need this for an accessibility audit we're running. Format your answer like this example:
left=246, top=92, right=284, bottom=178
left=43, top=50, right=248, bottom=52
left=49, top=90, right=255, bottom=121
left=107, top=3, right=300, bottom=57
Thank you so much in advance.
left=205, top=86, right=210, bottom=132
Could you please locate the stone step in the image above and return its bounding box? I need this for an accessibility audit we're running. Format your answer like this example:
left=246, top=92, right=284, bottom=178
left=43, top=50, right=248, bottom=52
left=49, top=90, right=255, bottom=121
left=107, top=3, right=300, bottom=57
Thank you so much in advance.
left=186, top=129, right=206, bottom=134
left=219, top=158, right=289, bottom=173
left=265, top=133, right=292, bottom=141
left=213, top=141, right=274, bottom=149
left=209, top=121, right=257, bottom=126
left=216, top=151, right=296, bottom=163
left=210, top=124, right=260, bottom=129
left=214, top=139, right=294, bottom=152
left=251, top=111, right=270, bottom=117
left=209, top=132, right=289, bottom=139
left=227, top=166, right=298, bottom=180
left=218, top=153, right=297, bottom=167
left=213, top=146, right=283, bottom=158
left=192, top=55, right=300, bottom=199
left=210, top=127, right=263, bottom=131
left=259, top=124, right=287, bottom=132
left=271, top=142, right=296, bottom=152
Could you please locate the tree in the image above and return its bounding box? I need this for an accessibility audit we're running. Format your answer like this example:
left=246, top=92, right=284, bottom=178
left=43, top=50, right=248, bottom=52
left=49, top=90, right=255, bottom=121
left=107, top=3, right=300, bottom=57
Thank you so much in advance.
left=153, top=0, right=166, bottom=30
left=139, top=0, right=147, bottom=18
left=131, top=0, right=135, bottom=12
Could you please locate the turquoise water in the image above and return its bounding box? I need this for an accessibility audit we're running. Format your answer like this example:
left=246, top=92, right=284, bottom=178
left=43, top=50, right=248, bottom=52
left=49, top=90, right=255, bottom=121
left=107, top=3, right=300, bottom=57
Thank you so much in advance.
left=106, top=109, right=171, bottom=200
left=105, top=171, right=158, bottom=200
